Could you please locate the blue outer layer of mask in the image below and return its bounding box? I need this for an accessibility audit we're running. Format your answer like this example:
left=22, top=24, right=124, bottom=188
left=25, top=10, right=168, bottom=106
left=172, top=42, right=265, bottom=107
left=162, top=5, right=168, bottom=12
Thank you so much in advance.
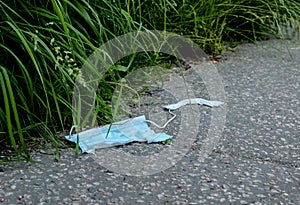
left=66, top=115, right=172, bottom=153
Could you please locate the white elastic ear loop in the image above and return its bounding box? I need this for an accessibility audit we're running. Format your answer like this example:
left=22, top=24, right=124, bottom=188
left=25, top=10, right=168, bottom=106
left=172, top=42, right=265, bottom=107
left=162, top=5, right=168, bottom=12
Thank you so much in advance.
left=69, top=125, right=79, bottom=139
left=69, top=109, right=176, bottom=134
left=145, top=109, right=176, bottom=129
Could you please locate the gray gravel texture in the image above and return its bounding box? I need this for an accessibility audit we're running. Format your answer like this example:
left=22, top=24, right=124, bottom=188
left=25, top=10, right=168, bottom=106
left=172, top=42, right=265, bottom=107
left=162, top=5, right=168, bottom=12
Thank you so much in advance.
left=0, top=39, right=299, bottom=204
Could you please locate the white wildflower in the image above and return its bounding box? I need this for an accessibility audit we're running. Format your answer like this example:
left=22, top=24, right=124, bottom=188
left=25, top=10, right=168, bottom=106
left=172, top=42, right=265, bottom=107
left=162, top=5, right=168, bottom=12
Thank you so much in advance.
left=45, top=22, right=54, bottom=26
left=54, top=46, right=60, bottom=54
left=50, top=38, right=55, bottom=46
left=76, top=71, right=87, bottom=87
left=67, top=67, right=73, bottom=76
left=57, top=56, right=63, bottom=62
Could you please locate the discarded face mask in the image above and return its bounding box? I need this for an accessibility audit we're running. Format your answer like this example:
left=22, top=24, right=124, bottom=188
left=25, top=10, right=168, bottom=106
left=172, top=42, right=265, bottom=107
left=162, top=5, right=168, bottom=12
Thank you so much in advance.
left=65, top=98, right=224, bottom=153
left=66, top=115, right=172, bottom=153
left=163, top=98, right=224, bottom=110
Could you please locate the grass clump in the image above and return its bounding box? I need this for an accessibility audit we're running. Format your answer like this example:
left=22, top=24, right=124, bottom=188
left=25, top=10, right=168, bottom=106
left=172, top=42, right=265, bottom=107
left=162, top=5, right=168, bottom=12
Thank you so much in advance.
left=0, top=0, right=299, bottom=162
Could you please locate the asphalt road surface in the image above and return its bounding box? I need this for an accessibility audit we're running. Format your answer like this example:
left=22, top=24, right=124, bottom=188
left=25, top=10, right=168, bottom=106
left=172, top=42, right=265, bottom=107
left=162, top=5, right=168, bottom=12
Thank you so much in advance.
left=0, top=38, right=299, bottom=204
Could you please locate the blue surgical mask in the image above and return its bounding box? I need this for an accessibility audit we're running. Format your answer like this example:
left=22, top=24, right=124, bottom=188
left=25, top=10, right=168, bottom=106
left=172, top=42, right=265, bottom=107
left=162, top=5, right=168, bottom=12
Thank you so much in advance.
left=66, top=115, right=172, bottom=153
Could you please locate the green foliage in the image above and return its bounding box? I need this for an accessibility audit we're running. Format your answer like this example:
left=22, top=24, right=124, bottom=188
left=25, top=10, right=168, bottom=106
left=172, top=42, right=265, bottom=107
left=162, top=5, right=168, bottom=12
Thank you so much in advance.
left=0, top=0, right=299, bottom=161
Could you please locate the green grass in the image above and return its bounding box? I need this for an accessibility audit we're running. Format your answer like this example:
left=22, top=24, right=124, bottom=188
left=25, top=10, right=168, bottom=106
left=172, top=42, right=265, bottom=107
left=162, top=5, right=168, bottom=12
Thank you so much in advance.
left=0, top=0, right=299, bottom=162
